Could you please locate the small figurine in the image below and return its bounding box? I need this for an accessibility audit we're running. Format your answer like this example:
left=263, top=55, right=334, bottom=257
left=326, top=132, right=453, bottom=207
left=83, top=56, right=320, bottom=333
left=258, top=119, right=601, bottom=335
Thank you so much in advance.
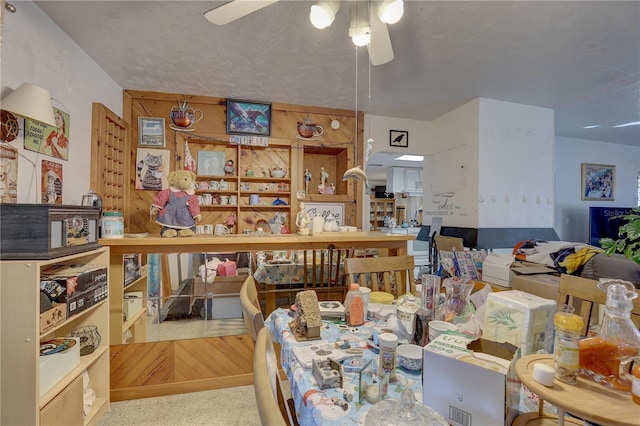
left=224, top=159, right=235, bottom=175
left=320, top=167, right=329, bottom=186
left=296, top=202, right=311, bottom=236
left=304, top=168, right=312, bottom=194
left=224, top=212, right=237, bottom=230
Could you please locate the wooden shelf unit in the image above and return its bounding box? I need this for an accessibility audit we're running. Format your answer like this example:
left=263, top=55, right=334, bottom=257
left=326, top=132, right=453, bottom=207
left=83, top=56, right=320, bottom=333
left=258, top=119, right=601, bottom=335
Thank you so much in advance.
left=370, top=198, right=396, bottom=230
left=0, top=247, right=110, bottom=426
left=110, top=253, right=148, bottom=345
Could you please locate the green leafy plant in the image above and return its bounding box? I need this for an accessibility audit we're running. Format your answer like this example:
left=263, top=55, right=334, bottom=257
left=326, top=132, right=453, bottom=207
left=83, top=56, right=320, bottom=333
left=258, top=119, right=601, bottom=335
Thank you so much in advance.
left=599, top=207, right=640, bottom=266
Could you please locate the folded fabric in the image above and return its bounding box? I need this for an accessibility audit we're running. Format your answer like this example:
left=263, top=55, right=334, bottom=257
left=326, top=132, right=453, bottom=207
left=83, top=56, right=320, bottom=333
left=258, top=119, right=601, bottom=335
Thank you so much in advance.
left=558, top=246, right=603, bottom=274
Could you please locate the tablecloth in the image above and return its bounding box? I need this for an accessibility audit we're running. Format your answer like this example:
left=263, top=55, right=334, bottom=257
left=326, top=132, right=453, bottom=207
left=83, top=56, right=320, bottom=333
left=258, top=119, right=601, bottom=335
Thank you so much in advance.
left=265, top=308, right=423, bottom=425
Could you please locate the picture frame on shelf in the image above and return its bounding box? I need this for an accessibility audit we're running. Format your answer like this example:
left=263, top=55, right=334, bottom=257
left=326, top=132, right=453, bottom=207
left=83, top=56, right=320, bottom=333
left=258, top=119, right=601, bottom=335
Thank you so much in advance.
left=581, top=163, right=615, bottom=201
left=197, top=151, right=226, bottom=176
left=226, top=99, right=272, bottom=136
left=389, top=130, right=408, bottom=148
left=138, top=117, right=166, bottom=148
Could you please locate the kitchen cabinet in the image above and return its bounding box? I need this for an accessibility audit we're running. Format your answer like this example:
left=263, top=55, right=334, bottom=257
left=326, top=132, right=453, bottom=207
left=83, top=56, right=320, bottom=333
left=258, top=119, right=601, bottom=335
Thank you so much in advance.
left=386, top=167, right=424, bottom=195
left=1, top=247, right=110, bottom=426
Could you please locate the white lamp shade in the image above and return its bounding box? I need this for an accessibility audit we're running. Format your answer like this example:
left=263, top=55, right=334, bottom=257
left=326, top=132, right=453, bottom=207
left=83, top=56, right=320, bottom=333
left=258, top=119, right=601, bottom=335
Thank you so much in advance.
left=1, top=83, right=56, bottom=126
left=310, top=2, right=341, bottom=29
left=377, top=0, right=404, bottom=24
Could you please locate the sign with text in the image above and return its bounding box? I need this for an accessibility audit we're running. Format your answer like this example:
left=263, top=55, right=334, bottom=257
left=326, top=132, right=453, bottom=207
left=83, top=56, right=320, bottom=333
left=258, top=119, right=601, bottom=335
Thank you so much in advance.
left=305, top=203, right=344, bottom=225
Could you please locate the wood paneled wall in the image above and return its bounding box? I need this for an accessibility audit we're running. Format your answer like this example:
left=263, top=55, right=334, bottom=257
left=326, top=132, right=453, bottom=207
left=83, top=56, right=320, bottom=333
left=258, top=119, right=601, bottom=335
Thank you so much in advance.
left=123, top=90, right=363, bottom=234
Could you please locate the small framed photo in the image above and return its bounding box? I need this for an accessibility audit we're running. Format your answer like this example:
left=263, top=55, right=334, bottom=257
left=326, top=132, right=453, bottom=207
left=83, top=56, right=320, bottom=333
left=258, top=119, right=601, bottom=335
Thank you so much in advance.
left=226, top=99, right=272, bottom=136
left=582, top=163, right=615, bottom=201
left=138, top=117, right=166, bottom=148
left=390, top=130, right=408, bottom=147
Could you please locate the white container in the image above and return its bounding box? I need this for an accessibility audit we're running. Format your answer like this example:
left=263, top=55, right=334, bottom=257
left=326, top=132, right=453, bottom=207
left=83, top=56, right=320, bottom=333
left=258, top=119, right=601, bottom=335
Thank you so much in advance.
left=101, top=211, right=124, bottom=238
left=39, top=337, right=81, bottom=397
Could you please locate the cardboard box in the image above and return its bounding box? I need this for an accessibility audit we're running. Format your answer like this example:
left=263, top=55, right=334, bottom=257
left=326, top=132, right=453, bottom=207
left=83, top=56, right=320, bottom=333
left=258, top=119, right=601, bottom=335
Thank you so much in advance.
left=123, top=253, right=143, bottom=287
left=40, top=303, right=67, bottom=334
left=41, top=264, right=108, bottom=317
left=482, top=290, right=556, bottom=356
left=482, top=253, right=515, bottom=287
left=124, top=291, right=144, bottom=321
left=39, top=337, right=80, bottom=397
left=423, top=332, right=516, bottom=426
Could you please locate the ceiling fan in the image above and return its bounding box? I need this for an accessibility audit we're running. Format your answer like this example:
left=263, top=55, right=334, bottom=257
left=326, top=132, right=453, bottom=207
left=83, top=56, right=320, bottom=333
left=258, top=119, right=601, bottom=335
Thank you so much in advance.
left=204, top=0, right=403, bottom=66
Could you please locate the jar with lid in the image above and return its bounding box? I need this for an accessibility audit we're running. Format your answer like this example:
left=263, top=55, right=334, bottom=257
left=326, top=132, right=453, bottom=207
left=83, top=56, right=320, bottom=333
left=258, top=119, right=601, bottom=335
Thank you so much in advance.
left=579, top=279, right=640, bottom=393
left=344, top=283, right=364, bottom=326
left=553, top=312, right=583, bottom=384
left=101, top=211, right=124, bottom=239
left=378, top=333, right=398, bottom=382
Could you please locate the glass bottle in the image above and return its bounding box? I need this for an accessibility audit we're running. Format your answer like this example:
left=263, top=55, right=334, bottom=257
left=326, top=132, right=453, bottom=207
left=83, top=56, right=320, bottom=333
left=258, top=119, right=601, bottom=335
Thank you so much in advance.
left=344, top=283, right=364, bottom=326
left=632, top=361, right=640, bottom=405
left=578, top=279, right=640, bottom=393
left=553, top=312, right=583, bottom=384
left=437, top=277, right=474, bottom=324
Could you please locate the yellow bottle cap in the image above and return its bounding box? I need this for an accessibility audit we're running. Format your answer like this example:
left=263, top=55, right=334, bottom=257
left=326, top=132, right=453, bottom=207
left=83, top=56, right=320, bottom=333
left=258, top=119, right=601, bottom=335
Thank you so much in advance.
left=554, top=312, right=584, bottom=332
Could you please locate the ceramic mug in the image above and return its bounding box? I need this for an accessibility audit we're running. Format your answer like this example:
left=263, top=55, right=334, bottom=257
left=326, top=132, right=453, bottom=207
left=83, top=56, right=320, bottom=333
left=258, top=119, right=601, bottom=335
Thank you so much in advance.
left=219, top=195, right=230, bottom=205
left=229, top=195, right=237, bottom=205
left=428, top=320, right=457, bottom=342
left=203, top=224, right=213, bottom=234
left=202, top=193, right=213, bottom=205
left=219, top=179, right=229, bottom=190
left=214, top=224, right=230, bottom=235
left=198, top=182, right=209, bottom=190
left=250, top=194, right=260, bottom=205
left=209, top=180, right=220, bottom=190
left=241, top=183, right=250, bottom=191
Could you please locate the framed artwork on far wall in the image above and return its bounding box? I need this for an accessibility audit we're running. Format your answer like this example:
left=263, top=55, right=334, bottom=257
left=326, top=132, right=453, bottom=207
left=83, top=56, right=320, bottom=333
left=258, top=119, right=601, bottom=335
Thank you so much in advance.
left=390, top=130, right=408, bottom=147
left=226, top=99, right=272, bottom=136
left=138, top=117, right=166, bottom=148
left=582, top=163, right=615, bottom=201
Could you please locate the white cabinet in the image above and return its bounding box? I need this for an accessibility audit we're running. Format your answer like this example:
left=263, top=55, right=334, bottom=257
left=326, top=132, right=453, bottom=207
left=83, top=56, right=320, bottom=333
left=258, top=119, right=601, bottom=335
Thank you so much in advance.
left=1, top=247, right=110, bottom=426
left=387, top=167, right=423, bottom=195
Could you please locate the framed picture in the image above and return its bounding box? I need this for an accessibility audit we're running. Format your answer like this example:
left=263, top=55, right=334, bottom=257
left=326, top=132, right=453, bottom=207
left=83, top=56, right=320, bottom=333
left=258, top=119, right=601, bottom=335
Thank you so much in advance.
left=24, top=107, right=70, bottom=160
left=582, top=163, right=615, bottom=201
left=41, top=159, right=62, bottom=204
left=226, top=99, right=272, bottom=136
left=135, top=148, right=170, bottom=190
left=390, top=130, right=408, bottom=147
left=197, top=150, right=226, bottom=176
left=138, top=117, right=166, bottom=147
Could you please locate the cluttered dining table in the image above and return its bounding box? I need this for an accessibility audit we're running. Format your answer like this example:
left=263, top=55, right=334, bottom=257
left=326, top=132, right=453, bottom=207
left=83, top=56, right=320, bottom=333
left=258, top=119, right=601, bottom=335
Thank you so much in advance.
left=264, top=299, right=449, bottom=426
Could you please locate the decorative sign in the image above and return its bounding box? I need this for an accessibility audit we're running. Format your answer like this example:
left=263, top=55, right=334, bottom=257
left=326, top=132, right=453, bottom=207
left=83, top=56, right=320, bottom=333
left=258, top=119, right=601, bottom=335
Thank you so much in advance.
left=24, top=108, right=70, bottom=160
left=228, top=134, right=269, bottom=146
left=305, top=203, right=345, bottom=225
left=41, top=160, right=62, bottom=204
left=0, top=144, right=18, bottom=203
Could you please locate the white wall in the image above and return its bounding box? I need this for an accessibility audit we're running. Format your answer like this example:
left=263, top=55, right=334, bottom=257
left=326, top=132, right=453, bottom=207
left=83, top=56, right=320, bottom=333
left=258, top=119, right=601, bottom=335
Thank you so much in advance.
left=1, top=1, right=122, bottom=204
left=554, top=136, right=639, bottom=242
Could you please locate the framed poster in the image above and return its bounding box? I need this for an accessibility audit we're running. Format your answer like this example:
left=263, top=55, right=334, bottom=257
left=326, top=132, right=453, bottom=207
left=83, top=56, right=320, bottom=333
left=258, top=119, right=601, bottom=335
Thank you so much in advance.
left=135, top=148, right=170, bottom=190
left=41, top=160, right=62, bottom=204
left=581, top=163, right=615, bottom=201
left=226, top=99, right=272, bottom=136
left=0, top=143, right=18, bottom=203
left=197, top=150, right=226, bottom=176
left=389, top=130, right=408, bottom=148
left=24, top=107, right=70, bottom=160
left=138, top=117, right=166, bottom=147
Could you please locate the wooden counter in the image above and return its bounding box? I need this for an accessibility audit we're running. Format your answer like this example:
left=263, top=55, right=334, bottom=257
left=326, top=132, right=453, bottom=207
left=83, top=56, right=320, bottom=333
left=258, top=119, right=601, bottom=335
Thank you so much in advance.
left=100, top=232, right=413, bottom=401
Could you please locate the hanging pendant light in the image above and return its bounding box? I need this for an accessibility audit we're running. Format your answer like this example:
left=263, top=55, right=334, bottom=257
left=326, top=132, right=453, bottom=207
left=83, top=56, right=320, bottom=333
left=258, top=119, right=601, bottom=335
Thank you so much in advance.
left=349, top=1, right=371, bottom=47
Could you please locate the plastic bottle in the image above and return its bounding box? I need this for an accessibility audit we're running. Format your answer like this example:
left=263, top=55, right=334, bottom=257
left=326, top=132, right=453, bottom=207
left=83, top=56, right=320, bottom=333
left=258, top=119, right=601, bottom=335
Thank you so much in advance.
left=344, top=283, right=364, bottom=326
left=632, top=362, right=640, bottom=405
left=101, top=211, right=124, bottom=238
left=378, top=333, right=398, bottom=382
left=553, top=312, right=583, bottom=384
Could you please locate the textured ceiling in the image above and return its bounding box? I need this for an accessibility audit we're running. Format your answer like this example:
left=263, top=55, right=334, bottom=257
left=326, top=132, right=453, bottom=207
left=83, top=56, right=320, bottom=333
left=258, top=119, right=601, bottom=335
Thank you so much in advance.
left=33, top=0, right=640, bottom=150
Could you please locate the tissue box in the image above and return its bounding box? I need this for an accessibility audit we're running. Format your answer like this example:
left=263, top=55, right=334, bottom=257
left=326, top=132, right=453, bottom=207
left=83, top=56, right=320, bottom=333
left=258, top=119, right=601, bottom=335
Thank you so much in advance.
left=482, top=290, right=556, bottom=356
left=40, top=337, right=81, bottom=397
left=423, top=333, right=516, bottom=426
left=124, top=291, right=144, bottom=320
left=482, top=253, right=515, bottom=287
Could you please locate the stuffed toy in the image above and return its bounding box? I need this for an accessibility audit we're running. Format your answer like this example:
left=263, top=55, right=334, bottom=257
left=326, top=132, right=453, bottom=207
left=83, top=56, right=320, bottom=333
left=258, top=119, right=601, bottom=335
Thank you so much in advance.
left=150, top=170, right=201, bottom=237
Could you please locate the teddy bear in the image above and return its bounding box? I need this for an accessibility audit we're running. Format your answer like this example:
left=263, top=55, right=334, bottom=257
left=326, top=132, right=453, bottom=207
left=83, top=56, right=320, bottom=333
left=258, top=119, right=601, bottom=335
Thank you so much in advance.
left=150, top=170, right=201, bottom=237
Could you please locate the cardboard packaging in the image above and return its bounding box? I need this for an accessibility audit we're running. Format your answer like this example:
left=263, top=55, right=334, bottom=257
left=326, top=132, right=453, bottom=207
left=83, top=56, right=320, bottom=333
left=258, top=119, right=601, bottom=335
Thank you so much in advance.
left=124, top=291, right=144, bottom=321
left=481, top=253, right=515, bottom=287
left=423, top=332, right=517, bottom=426
left=40, top=303, right=67, bottom=334
left=39, top=337, right=81, bottom=397
left=41, top=264, right=108, bottom=317
left=123, top=253, right=143, bottom=287
left=482, top=290, right=556, bottom=356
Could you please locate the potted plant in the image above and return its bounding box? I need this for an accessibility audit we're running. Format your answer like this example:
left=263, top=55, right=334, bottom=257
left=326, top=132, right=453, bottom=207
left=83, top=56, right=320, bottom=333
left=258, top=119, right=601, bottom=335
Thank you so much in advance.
left=599, top=207, right=640, bottom=265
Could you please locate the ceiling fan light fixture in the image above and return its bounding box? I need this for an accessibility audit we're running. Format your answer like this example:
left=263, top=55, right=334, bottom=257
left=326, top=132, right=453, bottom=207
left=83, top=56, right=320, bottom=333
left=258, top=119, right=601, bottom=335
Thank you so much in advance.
left=349, top=26, right=371, bottom=46
left=377, top=0, right=403, bottom=24
left=350, top=1, right=371, bottom=47
left=310, top=1, right=341, bottom=29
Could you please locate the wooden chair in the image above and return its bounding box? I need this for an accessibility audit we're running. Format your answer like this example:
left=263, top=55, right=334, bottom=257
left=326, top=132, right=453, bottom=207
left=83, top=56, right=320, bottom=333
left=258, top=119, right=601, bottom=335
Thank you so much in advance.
left=240, top=275, right=265, bottom=343
left=303, top=244, right=354, bottom=301
left=557, top=274, right=640, bottom=336
left=254, top=328, right=297, bottom=426
left=345, top=255, right=416, bottom=297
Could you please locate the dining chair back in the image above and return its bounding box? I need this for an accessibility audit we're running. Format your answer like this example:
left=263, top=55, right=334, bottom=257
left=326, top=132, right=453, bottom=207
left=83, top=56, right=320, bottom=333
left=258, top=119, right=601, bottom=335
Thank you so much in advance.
left=303, top=244, right=354, bottom=301
left=345, top=255, right=416, bottom=297
left=557, top=274, right=640, bottom=336
left=254, top=328, right=297, bottom=426
left=240, top=275, right=265, bottom=343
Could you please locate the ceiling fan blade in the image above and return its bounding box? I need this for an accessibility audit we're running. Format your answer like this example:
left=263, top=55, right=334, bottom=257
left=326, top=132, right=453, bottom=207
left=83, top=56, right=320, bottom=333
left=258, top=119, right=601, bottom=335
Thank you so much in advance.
left=204, top=0, right=280, bottom=26
left=368, top=9, right=394, bottom=66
